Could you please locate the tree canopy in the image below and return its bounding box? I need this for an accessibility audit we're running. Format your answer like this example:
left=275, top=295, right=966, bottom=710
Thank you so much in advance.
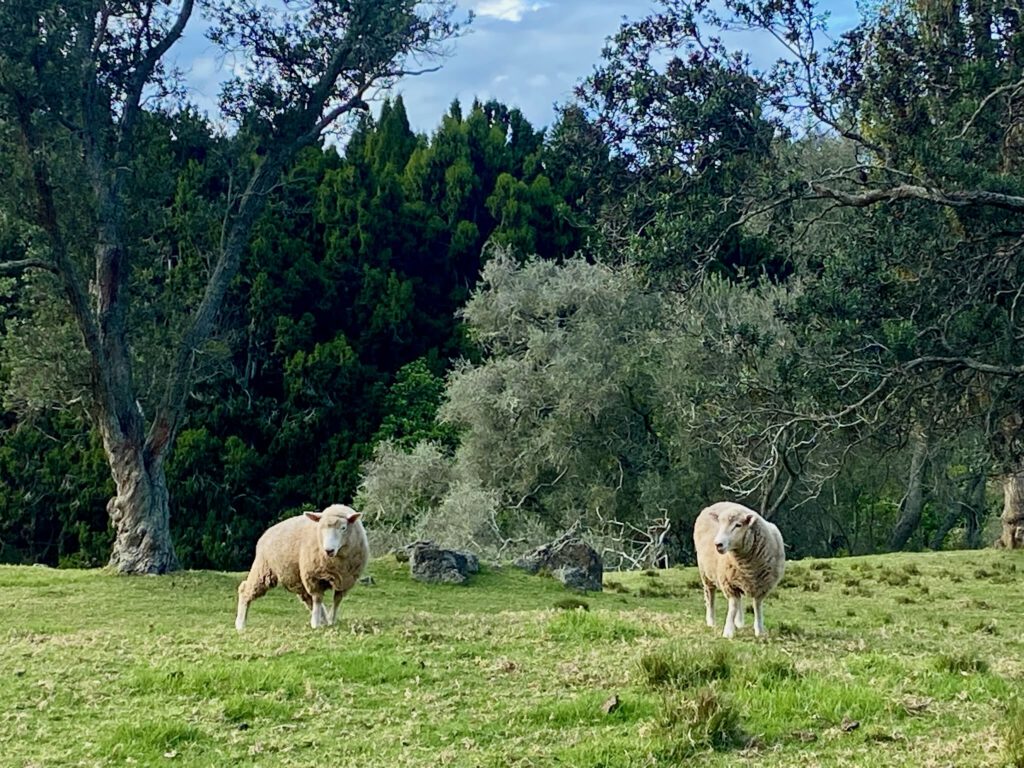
left=2, top=0, right=1023, bottom=570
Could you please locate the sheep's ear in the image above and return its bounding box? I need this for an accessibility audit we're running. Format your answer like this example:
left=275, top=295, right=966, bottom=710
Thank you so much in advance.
left=707, top=509, right=719, bottom=522
left=346, top=512, right=362, bottom=524
left=741, top=513, right=755, bottom=527
left=304, top=511, right=322, bottom=523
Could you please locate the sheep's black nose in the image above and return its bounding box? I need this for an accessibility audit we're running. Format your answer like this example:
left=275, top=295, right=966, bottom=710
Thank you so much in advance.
left=325, top=548, right=337, bottom=557
left=715, top=543, right=725, bottom=554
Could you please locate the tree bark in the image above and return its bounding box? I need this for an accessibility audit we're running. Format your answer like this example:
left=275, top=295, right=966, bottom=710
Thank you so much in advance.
left=930, top=472, right=985, bottom=550
left=964, top=472, right=986, bottom=549
left=889, top=431, right=929, bottom=551
left=996, top=471, right=1024, bottom=549
left=104, top=440, right=179, bottom=574
left=9, top=1, right=448, bottom=573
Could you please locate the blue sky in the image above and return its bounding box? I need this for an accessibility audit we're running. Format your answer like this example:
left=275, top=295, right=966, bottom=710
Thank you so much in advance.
left=172, top=0, right=860, bottom=136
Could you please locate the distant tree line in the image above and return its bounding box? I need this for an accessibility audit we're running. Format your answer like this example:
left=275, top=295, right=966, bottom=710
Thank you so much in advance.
left=2, top=0, right=1022, bottom=569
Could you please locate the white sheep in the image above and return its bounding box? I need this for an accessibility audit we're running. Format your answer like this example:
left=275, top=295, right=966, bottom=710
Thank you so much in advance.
left=693, top=501, right=785, bottom=638
left=235, top=503, right=369, bottom=631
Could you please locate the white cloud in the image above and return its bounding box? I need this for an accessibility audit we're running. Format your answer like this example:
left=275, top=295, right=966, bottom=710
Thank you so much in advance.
left=474, top=0, right=545, bottom=22
left=188, top=55, right=219, bottom=82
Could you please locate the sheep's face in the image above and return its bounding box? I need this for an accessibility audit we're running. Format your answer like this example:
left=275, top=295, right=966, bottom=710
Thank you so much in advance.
left=709, top=507, right=756, bottom=555
left=306, top=505, right=362, bottom=558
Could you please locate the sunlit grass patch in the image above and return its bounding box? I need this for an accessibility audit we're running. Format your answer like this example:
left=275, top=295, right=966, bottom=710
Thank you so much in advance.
left=657, top=686, right=745, bottom=760
left=1005, top=698, right=1024, bottom=768
left=933, top=652, right=990, bottom=675
left=2, top=550, right=1024, bottom=767
left=98, top=720, right=208, bottom=762
left=221, top=693, right=296, bottom=724
left=553, top=597, right=590, bottom=611
left=520, top=690, right=658, bottom=727
left=639, top=644, right=733, bottom=689
left=743, top=654, right=801, bottom=685
left=546, top=609, right=648, bottom=641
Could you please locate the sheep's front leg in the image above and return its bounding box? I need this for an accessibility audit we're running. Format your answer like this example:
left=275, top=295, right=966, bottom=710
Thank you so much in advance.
left=325, top=589, right=346, bottom=626
left=702, top=580, right=716, bottom=628
left=310, top=594, right=326, bottom=629
left=752, top=597, right=767, bottom=638
left=734, top=595, right=745, bottom=628
left=723, top=595, right=741, bottom=639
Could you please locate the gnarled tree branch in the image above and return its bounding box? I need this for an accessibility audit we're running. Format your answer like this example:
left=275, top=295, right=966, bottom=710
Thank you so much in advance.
left=810, top=182, right=1024, bottom=213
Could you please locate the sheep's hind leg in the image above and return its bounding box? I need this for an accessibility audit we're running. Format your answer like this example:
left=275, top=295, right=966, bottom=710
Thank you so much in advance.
left=325, top=589, right=346, bottom=626
left=235, top=585, right=251, bottom=632
left=236, top=564, right=275, bottom=631
left=702, top=579, right=716, bottom=628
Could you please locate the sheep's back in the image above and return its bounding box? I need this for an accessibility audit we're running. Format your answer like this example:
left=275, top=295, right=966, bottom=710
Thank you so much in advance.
left=693, top=507, right=720, bottom=577
left=256, top=516, right=311, bottom=592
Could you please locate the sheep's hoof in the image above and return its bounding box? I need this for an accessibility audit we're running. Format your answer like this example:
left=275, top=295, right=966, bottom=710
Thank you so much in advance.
left=235, top=619, right=246, bottom=632
left=723, top=627, right=736, bottom=639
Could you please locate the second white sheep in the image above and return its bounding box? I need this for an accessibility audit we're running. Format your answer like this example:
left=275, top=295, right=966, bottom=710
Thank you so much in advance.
left=693, top=501, right=785, bottom=638
left=236, top=503, right=369, bottom=630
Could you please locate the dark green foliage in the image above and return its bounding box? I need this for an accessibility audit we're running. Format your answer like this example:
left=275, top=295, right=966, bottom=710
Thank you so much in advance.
left=0, top=96, right=583, bottom=568
left=0, top=413, right=112, bottom=566
left=4, top=0, right=1023, bottom=568
left=574, top=3, right=787, bottom=282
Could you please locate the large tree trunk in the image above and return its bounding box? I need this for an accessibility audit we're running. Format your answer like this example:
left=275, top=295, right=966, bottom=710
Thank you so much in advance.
left=964, top=473, right=986, bottom=549
left=930, top=471, right=986, bottom=550
left=13, top=0, right=425, bottom=575
left=996, top=471, right=1024, bottom=549
left=889, top=431, right=929, bottom=551
left=102, top=430, right=179, bottom=574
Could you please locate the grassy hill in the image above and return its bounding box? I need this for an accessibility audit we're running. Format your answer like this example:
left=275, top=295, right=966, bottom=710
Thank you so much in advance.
left=2, top=550, right=1023, bottom=767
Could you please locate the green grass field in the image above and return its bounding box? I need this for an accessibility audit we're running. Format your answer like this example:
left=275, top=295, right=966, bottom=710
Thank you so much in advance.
left=2, top=550, right=1023, bottom=767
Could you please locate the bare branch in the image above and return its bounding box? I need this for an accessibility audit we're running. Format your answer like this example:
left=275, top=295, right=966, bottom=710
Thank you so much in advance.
left=810, top=182, right=1024, bottom=213
left=118, top=0, right=196, bottom=151
left=303, top=85, right=373, bottom=144
left=12, top=99, right=114, bottom=425
left=903, top=356, right=1024, bottom=378
left=0, top=259, right=58, bottom=276
left=145, top=149, right=287, bottom=457
left=958, top=75, right=1024, bottom=140
left=91, top=2, right=113, bottom=58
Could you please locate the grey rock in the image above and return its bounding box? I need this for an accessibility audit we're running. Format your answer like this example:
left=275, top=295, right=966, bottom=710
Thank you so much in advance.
left=409, top=541, right=480, bottom=585
left=515, top=533, right=603, bottom=592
